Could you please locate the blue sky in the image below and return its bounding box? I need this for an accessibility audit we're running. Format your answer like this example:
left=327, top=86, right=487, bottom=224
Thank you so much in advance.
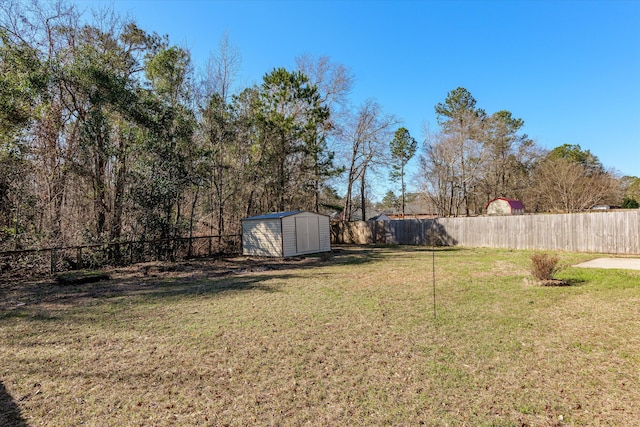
left=76, top=0, right=640, bottom=186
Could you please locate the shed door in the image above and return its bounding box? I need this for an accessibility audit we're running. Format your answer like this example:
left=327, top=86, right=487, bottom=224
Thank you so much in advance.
left=295, top=216, right=320, bottom=253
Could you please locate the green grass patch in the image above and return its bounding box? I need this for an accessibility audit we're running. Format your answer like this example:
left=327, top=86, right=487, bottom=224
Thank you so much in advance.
left=1, top=247, right=639, bottom=425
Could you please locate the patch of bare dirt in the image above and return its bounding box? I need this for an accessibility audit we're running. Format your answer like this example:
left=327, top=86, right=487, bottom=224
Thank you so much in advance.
left=105, top=255, right=319, bottom=280
left=523, top=277, right=570, bottom=286
left=0, top=255, right=324, bottom=313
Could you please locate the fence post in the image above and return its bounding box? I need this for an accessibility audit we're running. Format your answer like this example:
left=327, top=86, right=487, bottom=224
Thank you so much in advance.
left=77, top=247, right=82, bottom=270
left=50, top=249, right=56, bottom=274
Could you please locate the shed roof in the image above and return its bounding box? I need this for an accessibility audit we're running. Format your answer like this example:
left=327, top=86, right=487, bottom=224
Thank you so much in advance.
left=485, top=198, right=525, bottom=211
left=242, top=210, right=304, bottom=221
left=242, top=210, right=329, bottom=221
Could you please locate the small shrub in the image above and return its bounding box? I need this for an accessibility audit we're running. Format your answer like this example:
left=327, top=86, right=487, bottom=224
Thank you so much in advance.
left=530, top=253, right=560, bottom=281
left=622, top=197, right=639, bottom=209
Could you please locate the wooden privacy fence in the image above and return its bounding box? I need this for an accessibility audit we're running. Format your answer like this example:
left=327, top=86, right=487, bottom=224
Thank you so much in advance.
left=0, top=234, right=241, bottom=276
left=332, top=210, right=640, bottom=255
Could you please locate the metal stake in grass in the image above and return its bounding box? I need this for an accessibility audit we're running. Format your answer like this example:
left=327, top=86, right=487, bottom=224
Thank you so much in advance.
left=430, top=229, right=437, bottom=320
left=432, top=246, right=436, bottom=319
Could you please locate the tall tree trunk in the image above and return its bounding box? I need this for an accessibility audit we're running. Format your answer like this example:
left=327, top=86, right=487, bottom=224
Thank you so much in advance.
left=278, top=151, right=286, bottom=212
left=401, top=164, right=405, bottom=218
left=314, top=160, right=320, bottom=213
left=93, top=150, right=107, bottom=236
left=343, top=181, right=353, bottom=222
left=343, top=146, right=359, bottom=221
left=360, top=166, right=367, bottom=221
left=188, top=188, right=199, bottom=257
left=110, top=132, right=128, bottom=242
left=39, top=103, right=66, bottom=243
left=218, top=196, right=224, bottom=246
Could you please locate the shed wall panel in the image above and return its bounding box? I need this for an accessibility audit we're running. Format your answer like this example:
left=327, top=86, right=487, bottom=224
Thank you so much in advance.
left=282, top=216, right=298, bottom=257
left=287, top=212, right=331, bottom=256
left=295, top=216, right=319, bottom=254
left=242, top=219, right=283, bottom=256
left=318, top=216, right=331, bottom=252
left=298, top=212, right=330, bottom=254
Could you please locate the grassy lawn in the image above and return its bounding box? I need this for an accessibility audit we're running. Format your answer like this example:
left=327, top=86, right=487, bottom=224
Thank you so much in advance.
left=1, top=246, right=639, bottom=426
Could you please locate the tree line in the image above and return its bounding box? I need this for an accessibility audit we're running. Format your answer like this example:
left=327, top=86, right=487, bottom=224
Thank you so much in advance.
left=0, top=1, right=403, bottom=250
left=1, top=1, right=638, bottom=252
left=416, top=87, right=638, bottom=217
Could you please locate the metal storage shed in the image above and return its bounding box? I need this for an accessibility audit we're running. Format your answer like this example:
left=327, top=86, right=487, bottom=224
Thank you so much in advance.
left=242, top=210, right=331, bottom=257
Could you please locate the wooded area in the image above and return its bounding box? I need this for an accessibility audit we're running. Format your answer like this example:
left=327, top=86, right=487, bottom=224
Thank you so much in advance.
left=0, top=2, right=354, bottom=252
left=0, top=234, right=240, bottom=276
left=332, top=210, right=640, bottom=255
left=1, top=1, right=638, bottom=256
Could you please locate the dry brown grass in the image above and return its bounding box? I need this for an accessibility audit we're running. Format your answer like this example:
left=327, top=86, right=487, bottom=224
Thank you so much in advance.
left=1, top=246, right=639, bottom=426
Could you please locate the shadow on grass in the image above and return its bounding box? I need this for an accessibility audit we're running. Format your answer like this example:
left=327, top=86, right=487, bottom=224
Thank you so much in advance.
left=0, top=382, right=28, bottom=427
left=128, top=273, right=287, bottom=300
left=564, top=278, right=588, bottom=287
left=0, top=273, right=292, bottom=320
left=539, top=278, right=588, bottom=287
left=330, top=244, right=461, bottom=258
left=0, top=247, right=383, bottom=317
left=327, top=246, right=387, bottom=265
left=387, top=245, right=464, bottom=255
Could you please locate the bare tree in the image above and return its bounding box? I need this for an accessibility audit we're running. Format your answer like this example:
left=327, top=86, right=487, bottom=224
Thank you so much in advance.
left=295, top=54, right=353, bottom=120
left=434, top=87, right=487, bottom=216
left=202, top=31, right=241, bottom=103
left=296, top=54, right=354, bottom=211
left=197, top=32, right=242, bottom=243
left=531, top=157, right=620, bottom=212
left=341, top=99, right=397, bottom=221
left=418, top=130, right=461, bottom=217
